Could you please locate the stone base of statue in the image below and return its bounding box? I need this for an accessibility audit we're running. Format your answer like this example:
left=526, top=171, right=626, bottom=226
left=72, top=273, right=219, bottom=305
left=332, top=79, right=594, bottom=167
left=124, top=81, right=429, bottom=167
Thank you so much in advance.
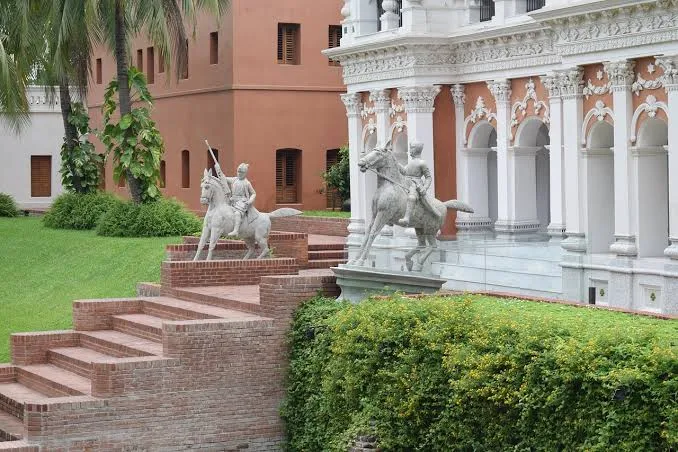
left=332, top=264, right=446, bottom=303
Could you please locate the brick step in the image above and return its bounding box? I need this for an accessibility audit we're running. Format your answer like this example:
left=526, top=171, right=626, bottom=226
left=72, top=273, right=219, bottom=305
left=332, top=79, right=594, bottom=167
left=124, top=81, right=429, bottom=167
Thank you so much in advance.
left=112, top=314, right=163, bottom=342
left=0, top=439, right=37, bottom=451
left=0, top=410, right=23, bottom=441
left=47, top=347, right=113, bottom=379
left=0, top=383, right=47, bottom=421
left=308, top=250, right=347, bottom=260
left=168, top=286, right=261, bottom=314
left=305, top=259, right=346, bottom=269
left=308, top=243, right=345, bottom=251
left=79, top=331, right=161, bottom=358
left=143, top=297, right=260, bottom=321
left=16, top=365, right=90, bottom=397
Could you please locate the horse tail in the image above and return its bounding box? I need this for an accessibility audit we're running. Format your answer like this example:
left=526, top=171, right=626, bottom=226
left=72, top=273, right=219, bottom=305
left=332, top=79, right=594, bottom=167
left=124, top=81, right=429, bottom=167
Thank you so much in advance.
left=267, top=208, right=303, bottom=218
left=444, top=200, right=474, bottom=213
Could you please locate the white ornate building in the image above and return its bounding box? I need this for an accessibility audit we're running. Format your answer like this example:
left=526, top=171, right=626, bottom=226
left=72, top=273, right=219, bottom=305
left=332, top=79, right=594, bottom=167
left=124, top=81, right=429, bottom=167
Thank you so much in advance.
left=0, top=87, right=64, bottom=210
left=325, top=0, right=678, bottom=314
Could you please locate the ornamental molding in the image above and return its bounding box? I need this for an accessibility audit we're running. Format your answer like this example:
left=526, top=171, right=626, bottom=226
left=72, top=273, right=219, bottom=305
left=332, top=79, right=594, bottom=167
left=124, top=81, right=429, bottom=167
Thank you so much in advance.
left=581, top=100, right=615, bottom=146
left=463, top=97, right=496, bottom=145
left=360, top=103, right=375, bottom=119
left=390, top=101, right=405, bottom=117
left=509, top=78, right=550, bottom=141
left=452, top=84, right=466, bottom=107
left=369, top=89, right=392, bottom=112
left=391, top=116, right=407, bottom=135
left=604, top=61, right=636, bottom=91
left=398, top=86, right=441, bottom=113
left=364, top=118, right=377, bottom=136
left=632, top=73, right=663, bottom=95
left=583, top=68, right=611, bottom=99
left=540, top=74, right=561, bottom=98
left=487, top=80, right=512, bottom=103
left=656, top=56, right=678, bottom=86
left=630, top=94, right=669, bottom=143
left=558, top=68, right=585, bottom=98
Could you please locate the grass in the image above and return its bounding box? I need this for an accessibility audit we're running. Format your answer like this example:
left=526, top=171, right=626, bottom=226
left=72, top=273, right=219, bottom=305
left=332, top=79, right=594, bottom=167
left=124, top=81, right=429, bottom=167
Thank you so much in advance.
left=0, top=217, right=180, bottom=362
left=302, top=210, right=350, bottom=218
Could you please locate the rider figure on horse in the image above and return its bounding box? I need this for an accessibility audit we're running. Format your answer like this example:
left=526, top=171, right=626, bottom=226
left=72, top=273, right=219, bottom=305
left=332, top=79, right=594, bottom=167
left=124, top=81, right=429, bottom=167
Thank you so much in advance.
left=395, top=142, right=438, bottom=227
left=214, top=162, right=256, bottom=237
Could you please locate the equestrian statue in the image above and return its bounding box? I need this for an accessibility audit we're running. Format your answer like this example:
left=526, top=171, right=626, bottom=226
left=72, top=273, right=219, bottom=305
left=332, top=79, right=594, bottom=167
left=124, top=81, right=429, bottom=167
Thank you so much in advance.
left=193, top=141, right=301, bottom=261
left=349, top=141, right=474, bottom=272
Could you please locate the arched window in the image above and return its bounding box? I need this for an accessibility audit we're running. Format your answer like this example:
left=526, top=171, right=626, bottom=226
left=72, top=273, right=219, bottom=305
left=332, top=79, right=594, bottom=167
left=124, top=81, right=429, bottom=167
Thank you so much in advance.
left=181, top=150, right=190, bottom=188
left=276, top=149, right=301, bottom=204
left=159, top=160, right=166, bottom=188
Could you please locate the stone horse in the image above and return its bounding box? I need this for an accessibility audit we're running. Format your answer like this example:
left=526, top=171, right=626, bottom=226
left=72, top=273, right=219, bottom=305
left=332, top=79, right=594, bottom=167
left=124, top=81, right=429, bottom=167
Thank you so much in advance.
left=350, top=146, right=474, bottom=271
left=194, top=169, right=301, bottom=260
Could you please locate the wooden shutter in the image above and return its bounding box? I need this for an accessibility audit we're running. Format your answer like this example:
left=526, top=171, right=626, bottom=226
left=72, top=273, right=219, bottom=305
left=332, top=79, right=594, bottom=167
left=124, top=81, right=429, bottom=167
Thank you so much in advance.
left=276, top=150, right=300, bottom=204
left=278, top=24, right=299, bottom=65
left=30, top=156, right=51, bottom=197
left=328, top=26, right=342, bottom=66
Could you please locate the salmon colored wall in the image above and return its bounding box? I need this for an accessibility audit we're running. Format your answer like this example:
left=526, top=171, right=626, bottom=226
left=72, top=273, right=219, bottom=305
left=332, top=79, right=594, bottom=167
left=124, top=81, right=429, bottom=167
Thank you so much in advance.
left=581, top=64, right=613, bottom=142
left=232, top=90, right=347, bottom=212
left=464, top=83, right=495, bottom=144
left=390, top=89, right=406, bottom=124
left=433, top=86, right=457, bottom=237
left=631, top=57, right=668, bottom=139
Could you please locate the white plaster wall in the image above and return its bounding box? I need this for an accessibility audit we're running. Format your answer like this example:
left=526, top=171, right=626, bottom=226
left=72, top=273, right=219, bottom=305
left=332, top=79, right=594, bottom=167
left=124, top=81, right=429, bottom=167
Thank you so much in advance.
left=636, top=151, right=669, bottom=257
left=0, top=110, right=64, bottom=209
left=586, top=154, right=615, bottom=253
left=488, top=150, right=498, bottom=223
left=536, top=148, right=550, bottom=230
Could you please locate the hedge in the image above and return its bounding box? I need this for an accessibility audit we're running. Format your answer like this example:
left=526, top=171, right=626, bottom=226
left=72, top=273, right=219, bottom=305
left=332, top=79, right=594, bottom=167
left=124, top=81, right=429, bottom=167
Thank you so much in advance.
left=282, top=295, right=677, bottom=451
left=43, top=192, right=118, bottom=230
left=0, top=193, right=20, bottom=217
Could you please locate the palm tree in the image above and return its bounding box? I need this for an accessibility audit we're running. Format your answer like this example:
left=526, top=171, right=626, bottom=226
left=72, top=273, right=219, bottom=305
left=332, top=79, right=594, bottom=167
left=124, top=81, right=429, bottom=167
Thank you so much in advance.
left=96, top=0, right=230, bottom=203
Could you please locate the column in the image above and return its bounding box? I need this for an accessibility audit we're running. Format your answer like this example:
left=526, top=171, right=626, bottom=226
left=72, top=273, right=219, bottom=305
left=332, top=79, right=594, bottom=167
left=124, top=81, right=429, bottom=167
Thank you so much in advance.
left=398, top=86, right=441, bottom=196
left=452, top=84, right=473, bottom=230
left=541, top=73, right=566, bottom=239
left=341, top=92, right=367, bottom=235
left=380, top=0, right=400, bottom=31
left=401, top=0, right=426, bottom=33
left=605, top=60, right=638, bottom=257
left=559, top=68, right=587, bottom=252
left=488, top=79, right=512, bottom=234
left=659, top=57, right=678, bottom=259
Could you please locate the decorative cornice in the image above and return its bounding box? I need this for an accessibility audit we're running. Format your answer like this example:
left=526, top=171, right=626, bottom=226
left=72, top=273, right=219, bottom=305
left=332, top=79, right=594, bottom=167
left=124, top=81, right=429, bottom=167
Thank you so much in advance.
left=487, top=80, right=512, bottom=104
left=581, top=100, right=615, bottom=146
left=341, top=92, right=362, bottom=116
left=510, top=78, right=550, bottom=141
left=463, top=97, right=496, bottom=145
left=604, top=60, right=636, bottom=91
left=452, top=84, right=466, bottom=108
left=398, top=86, right=441, bottom=113
left=630, top=94, right=669, bottom=143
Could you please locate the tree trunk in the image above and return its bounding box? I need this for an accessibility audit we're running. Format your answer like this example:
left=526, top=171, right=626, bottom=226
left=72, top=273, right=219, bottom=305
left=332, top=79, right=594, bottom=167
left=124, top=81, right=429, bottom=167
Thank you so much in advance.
left=114, top=0, right=143, bottom=203
left=59, top=80, right=84, bottom=193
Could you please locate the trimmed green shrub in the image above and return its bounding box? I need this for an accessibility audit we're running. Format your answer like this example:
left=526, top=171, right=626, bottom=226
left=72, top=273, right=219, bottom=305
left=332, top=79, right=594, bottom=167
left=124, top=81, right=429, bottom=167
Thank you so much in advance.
left=282, top=295, right=678, bottom=451
left=43, top=192, right=118, bottom=230
left=96, top=198, right=201, bottom=237
left=0, top=193, right=20, bottom=217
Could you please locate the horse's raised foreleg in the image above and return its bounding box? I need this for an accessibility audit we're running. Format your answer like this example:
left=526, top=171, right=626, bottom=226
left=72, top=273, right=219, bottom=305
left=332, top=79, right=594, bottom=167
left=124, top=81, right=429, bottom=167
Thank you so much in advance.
left=405, top=230, right=426, bottom=271
left=193, top=225, right=210, bottom=261
left=354, top=211, right=387, bottom=266
left=206, top=227, right=221, bottom=261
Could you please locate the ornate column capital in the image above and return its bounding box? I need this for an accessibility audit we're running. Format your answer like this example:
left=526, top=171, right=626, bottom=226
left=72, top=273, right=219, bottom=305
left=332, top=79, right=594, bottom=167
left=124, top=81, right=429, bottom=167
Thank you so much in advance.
left=341, top=92, right=362, bottom=117
left=487, top=79, right=512, bottom=104
left=540, top=73, right=561, bottom=99
left=452, top=84, right=466, bottom=108
left=557, top=68, right=584, bottom=99
left=369, top=89, right=392, bottom=113
left=604, top=60, right=636, bottom=92
left=656, top=56, right=678, bottom=91
left=398, top=86, right=441, bottom=113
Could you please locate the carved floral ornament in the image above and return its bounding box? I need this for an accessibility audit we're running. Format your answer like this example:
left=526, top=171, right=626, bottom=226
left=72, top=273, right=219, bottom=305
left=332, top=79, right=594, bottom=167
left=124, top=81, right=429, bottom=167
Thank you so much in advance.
left=630, top=94, right=669, bottom=143
left=463, top=97, right=496, bottom=145
left=509, top=78, right=550, bottom=141
left=581, top=100, right=615, bottom=146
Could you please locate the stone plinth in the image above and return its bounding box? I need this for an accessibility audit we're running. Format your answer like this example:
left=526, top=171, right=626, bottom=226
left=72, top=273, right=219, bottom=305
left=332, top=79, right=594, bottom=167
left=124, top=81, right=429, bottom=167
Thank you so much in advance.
left=332, top=265, right=446, bottom=302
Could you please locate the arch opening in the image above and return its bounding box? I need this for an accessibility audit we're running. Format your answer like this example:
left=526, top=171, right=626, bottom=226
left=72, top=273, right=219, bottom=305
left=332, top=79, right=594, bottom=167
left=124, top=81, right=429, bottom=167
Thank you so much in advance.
left=585, top=121, right=615, bottom=253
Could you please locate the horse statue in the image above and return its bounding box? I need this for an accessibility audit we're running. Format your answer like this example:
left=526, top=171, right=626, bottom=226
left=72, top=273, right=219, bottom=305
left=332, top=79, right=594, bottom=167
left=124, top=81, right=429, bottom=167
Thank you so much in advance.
left=349, top=145, right=474, bottom=272
left=193, top=168, right=301, bottom=260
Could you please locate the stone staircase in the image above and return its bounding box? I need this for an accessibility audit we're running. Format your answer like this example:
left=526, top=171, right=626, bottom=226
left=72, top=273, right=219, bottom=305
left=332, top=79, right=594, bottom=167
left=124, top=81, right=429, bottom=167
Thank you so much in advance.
left=0, top=250, right=338, bottom=450
left=306, top=243, right=347, bottom=269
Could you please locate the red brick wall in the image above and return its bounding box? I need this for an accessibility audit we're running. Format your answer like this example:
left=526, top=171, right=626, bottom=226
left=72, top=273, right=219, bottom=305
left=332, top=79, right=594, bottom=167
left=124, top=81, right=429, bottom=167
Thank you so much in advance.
left=161, top=259, right=299, bottom=287
left=270, top=216, right=349, bottom=237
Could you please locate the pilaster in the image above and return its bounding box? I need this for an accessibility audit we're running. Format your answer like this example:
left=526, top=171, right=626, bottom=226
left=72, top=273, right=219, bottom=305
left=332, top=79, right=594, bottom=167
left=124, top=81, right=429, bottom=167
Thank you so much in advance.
left=341, top=92, right=367, bottom=235
left=401, top=0, right=426, bottom=33
left=487, top=79, right=514, bottom=234
left=659, top=56, right=678, bottom=259
left=605, top=60, right=638, bottom=257
left=398, top=85, right=441, bottom=196
left=559, top=68, right=587, bottom=252
left=541, top=73, right=566, bottom=239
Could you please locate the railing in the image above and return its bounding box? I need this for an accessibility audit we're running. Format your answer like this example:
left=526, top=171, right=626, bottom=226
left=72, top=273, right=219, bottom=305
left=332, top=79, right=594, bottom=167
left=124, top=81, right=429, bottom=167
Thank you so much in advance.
left=377, top=0, right=403, bottom=30
left=479, top=0, right=495, bottom=22
left=526, top=0, right=546, bottom=12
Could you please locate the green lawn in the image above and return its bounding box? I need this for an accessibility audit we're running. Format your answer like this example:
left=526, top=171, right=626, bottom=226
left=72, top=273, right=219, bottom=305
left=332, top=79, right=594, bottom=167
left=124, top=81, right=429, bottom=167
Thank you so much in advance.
left=302, top=210, right=350, bottom=218
left=0, top=217, right=180, bottom=362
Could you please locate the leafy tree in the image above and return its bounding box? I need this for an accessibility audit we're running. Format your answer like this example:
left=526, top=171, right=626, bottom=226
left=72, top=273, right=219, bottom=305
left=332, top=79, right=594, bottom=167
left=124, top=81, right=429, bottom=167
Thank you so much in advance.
left=60, top=102, right=102, bottom=193
left=323, top=145, right=350, bottom=203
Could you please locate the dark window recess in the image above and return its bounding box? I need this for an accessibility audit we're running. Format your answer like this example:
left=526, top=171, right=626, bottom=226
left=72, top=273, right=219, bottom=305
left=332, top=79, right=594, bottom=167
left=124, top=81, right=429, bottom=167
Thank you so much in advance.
left=159, top=160, right=166, bottom=188
left=325, top=149, right=341, bottom=209
left=376, top=0, right=403, bottom=31
left=328, top=25, right=342, bottom=66
left=146, top=47, right=155, bottom=83
left=277, top=23, right=300, bottom=65
left=526, top=0, right=545, bottom=12
left=480, top=0, right=495, bottom=22
left=30, top=156, right=51, bottom=197
left=210, top=32, right=218, bottom=64
left=98, top=159, right=106, bottom=190
left=136, top=49, right=143, bottom=71
left=96, top=58, right=102, bottom=84
left=180, top=40, right=189, bottom=79
left=181, top=150, right=190, bottom=188
left=276, top=149, right=301, bottom=204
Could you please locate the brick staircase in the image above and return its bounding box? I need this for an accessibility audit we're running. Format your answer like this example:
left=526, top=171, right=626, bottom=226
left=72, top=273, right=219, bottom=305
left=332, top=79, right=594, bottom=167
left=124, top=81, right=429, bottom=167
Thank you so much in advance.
left=0, top=251, right=338, bottom=450
left=306, top=242, right=347, bottom=269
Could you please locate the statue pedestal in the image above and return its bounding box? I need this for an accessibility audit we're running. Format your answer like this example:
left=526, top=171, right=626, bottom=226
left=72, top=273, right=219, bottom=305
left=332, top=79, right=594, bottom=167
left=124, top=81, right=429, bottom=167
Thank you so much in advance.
left=332, top=264, right=446, bottom=303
